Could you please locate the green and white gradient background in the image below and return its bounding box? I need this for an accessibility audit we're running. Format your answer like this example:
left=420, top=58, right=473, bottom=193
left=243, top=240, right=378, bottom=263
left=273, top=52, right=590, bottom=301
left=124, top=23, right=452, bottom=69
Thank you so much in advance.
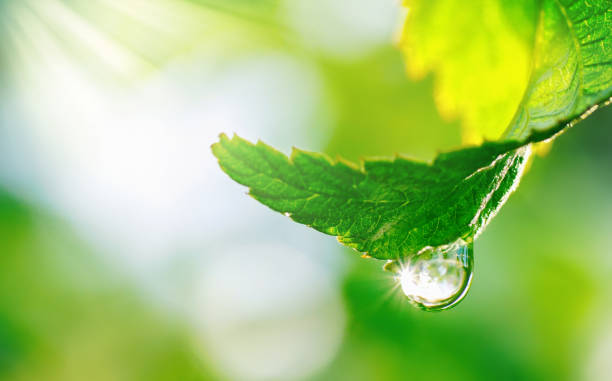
left=0, top=1, right=611, bottom=380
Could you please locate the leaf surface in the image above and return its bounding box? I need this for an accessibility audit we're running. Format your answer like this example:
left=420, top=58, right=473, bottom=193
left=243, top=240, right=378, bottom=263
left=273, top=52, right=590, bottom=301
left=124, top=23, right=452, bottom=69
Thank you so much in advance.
left=213, top=134, right=533, bottom=260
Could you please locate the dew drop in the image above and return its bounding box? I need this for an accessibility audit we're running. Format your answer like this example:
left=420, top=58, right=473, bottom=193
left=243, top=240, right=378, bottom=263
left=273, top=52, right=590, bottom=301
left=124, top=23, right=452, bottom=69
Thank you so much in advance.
left=384, top=239, right=474, bottom=311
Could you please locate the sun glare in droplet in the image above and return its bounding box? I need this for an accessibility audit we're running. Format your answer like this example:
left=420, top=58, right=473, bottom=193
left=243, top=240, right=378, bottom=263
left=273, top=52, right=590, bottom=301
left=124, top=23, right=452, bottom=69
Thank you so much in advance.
left=393, top=239, right=474, bottom=311
left=399, top=258, right=465, bottom=302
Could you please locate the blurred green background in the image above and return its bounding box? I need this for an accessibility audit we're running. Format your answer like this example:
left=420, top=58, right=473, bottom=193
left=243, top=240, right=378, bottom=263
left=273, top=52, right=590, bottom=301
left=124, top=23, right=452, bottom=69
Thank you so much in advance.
left=0, top=1, right=611, bottom=380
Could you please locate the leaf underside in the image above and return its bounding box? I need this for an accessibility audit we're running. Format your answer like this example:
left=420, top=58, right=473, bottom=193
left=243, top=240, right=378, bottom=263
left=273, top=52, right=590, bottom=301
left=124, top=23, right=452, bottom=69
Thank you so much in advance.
left=213, top=0, right=611, bottom=260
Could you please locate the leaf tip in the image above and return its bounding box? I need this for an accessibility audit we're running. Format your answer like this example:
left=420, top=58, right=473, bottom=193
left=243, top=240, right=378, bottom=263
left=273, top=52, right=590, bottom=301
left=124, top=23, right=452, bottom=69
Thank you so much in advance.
left=211, top=132, right=234, bottom=158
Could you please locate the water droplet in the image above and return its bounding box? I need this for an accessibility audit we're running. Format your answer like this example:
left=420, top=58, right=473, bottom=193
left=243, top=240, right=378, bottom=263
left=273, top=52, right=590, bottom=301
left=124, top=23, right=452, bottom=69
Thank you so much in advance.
left=384, top=239, right=474, bottom=311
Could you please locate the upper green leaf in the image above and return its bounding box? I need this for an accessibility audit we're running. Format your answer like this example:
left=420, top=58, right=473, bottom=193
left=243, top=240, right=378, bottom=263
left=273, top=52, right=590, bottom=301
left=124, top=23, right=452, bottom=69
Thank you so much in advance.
left=213, top=0, right=611, bottom=260
left=401, top=0, right=612, bottom=143
left=504, top=0, right=612, bottom=140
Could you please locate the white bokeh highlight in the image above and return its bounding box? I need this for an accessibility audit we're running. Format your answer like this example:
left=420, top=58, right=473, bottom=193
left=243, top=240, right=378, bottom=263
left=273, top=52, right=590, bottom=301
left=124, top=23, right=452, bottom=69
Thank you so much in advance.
left=0, top=6, right=346, bottom=379
left=195, top=244, right=345, bottom=381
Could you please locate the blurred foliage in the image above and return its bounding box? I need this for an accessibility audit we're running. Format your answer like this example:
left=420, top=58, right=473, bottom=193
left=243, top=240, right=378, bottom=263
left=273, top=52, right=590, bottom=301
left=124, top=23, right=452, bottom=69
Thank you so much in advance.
left=321, top=49, right=461, bottom=161
left=0, top=191, right=213, bottom=381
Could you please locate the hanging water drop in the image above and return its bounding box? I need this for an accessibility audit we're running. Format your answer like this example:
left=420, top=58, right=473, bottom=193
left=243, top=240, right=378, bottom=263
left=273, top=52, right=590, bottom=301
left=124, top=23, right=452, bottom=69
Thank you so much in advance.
left=384, top=239, right=474, bottom=311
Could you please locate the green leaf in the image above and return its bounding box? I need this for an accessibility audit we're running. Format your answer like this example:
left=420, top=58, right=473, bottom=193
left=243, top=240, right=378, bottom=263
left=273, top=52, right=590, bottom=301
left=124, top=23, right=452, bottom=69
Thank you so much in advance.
left=504, top=0, right=612, bottom=140
left=213, top=134, right=531, bottom=260
left=213, top=0, right=611, bottom=260
left=400, top=0, right=612, bottom=143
